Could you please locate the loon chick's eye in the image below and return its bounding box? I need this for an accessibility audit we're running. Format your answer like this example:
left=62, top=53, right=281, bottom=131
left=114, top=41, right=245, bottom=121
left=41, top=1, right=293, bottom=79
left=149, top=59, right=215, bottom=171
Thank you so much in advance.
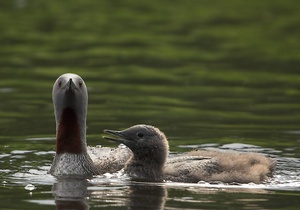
left=58, top=80, right=62, bottom=87
left=137, top=132, right=144, bottom=138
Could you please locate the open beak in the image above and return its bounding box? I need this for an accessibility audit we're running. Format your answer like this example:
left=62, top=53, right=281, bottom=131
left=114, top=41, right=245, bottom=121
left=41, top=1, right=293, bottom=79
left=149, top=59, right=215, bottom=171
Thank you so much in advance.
left=103, top=129, right=127, bottom=144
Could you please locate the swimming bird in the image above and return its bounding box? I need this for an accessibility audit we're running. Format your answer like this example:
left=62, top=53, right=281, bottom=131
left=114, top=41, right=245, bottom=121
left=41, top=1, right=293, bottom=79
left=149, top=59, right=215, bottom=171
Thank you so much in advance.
left=103, top=125, right=276, bottom=183
left=49, top=73, right=131, bottom=178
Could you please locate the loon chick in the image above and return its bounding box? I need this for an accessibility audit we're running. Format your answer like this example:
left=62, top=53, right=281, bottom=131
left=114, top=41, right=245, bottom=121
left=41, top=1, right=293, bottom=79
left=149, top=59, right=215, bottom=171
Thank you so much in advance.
left=103, top=125, right=276, bottom=183
left=49, top=73, right=130, bottom=178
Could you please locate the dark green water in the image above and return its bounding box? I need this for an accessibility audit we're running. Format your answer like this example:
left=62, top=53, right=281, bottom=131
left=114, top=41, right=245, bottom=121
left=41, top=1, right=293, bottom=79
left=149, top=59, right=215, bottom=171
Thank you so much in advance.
left=0, top=0, right=300, bottom=209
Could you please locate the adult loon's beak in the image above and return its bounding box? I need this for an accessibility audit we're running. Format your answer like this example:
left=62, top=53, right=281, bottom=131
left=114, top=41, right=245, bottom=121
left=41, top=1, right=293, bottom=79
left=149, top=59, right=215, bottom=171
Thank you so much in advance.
left=66, top=78, right=75, bottom=92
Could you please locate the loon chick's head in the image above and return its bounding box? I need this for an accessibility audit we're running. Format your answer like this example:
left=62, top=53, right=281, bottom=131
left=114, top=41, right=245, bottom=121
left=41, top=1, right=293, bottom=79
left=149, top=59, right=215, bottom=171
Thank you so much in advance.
left=104, top=125, right=169, bottom=180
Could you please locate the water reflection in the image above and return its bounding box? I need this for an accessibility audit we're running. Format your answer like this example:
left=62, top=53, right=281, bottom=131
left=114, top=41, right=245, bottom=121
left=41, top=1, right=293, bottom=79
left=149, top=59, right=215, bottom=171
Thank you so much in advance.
left=126, top=183, right=167, bottom=210
left=52, top=177, right=279, bottom=210
left=52, top=178, right=167, bottom=210
left=8, top=142, right=299, bottom=210
left=55, top=200, right=89, bottom=210
left=52, top=178, right=89, bottom=210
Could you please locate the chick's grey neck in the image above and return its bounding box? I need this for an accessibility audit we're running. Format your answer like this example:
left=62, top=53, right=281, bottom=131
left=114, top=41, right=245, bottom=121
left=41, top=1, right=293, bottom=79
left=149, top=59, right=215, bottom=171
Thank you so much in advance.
left=125, top=143, right=168, bottom=181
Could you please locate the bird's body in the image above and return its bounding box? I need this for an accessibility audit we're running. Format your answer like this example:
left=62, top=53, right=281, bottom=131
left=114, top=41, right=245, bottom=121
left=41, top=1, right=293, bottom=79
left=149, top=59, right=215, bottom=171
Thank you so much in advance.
left=49, top=73, right=130, bottom=177
left=49, top=73, right=276, bottom=182
left=88, top=145, right=131, bottom=174
left=104, top=125, right=276, bottom=183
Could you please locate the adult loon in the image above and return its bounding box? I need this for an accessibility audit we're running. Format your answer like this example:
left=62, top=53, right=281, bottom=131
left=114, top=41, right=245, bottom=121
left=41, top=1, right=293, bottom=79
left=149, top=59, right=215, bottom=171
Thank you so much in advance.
left=49, top=73, right=130, bottom=178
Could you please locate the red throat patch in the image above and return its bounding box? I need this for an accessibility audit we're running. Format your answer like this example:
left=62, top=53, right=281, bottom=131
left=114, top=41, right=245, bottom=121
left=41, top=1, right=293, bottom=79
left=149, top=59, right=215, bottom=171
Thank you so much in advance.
left=56, top=108, right=82, bottom=154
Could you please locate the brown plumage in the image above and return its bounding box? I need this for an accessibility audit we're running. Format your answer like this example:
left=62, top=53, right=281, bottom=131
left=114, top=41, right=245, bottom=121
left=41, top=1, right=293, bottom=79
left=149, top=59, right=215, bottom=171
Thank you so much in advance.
left=104, top=124, right=276, bottom=184
left=186, top=150, right=275, bottom=183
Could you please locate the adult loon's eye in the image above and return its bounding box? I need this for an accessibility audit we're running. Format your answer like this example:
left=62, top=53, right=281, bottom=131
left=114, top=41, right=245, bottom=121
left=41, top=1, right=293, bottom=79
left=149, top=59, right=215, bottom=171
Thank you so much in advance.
left=79, top=80, right=83, bottom=88
left=137, top=132, right=144, bottom=138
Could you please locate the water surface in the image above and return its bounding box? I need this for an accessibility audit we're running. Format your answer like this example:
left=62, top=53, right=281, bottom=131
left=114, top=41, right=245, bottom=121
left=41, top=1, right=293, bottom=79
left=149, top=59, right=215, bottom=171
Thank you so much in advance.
left=1, top=0, right=300, bottom=209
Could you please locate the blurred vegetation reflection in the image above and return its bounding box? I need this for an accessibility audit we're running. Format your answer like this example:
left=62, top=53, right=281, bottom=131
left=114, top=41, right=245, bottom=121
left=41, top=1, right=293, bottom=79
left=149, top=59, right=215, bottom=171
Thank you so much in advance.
left=0, top=0, right=299, bottom=158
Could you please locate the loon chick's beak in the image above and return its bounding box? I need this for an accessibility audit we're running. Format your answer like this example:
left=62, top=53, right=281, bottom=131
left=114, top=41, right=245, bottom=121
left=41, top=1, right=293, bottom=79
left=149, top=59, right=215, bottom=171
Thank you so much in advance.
left=103, top=129, right=129, bottom=144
